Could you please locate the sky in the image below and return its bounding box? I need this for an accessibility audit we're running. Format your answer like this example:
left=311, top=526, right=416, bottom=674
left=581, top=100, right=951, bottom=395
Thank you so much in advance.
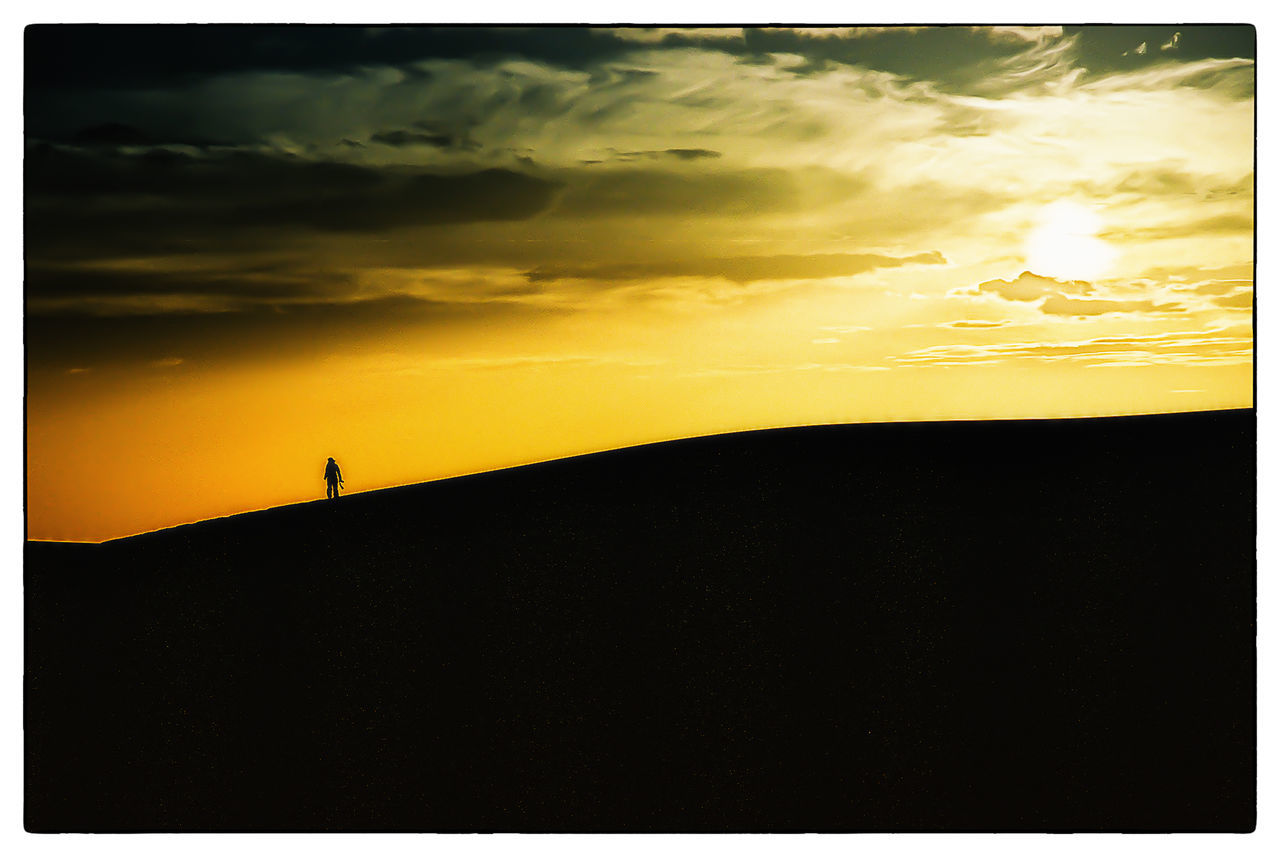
left=23, top=23, right=1255, bottom=542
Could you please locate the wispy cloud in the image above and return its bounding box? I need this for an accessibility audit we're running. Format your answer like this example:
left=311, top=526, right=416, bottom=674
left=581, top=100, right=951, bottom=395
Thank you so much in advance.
left=894, top=329, right=1252, bottom=368
left=945, top=320, right=1011, bottom=329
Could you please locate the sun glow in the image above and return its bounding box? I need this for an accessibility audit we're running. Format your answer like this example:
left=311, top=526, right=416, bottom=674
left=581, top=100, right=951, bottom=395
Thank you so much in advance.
left=1024, top=202, right=1117, bottom=281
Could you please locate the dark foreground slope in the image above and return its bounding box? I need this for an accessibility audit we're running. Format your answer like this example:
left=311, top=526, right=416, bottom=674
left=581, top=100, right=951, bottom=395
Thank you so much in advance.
left=26, top=411, right=1255, bottom=831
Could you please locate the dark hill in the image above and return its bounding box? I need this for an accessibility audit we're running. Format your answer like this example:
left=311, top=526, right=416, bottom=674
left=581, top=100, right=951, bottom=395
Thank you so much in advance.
left=26, top=410, right=1256, bottom=831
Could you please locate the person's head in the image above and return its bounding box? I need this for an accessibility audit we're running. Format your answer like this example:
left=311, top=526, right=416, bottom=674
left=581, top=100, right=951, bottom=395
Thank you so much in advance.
left=328, top=457, right=335, bottom=462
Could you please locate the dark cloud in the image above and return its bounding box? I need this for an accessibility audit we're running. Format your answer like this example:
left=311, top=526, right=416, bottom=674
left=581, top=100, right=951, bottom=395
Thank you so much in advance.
left=736, top=26, right=1043, bottom=88
left=69, top=122, right=155, bottom=146
left=370, top=129, right=457, bottom=148
left=526, top=251, right=945, bottom=284
left=25, top=145, right=562, bottom=262
left=372, top=124, right=482, bottom=150
left=25, top=264, right=356, bottom=302
left=35, top=25, right=1009, bottom=94
left=1065, top=25, right=1255, bottom=76
left=24, top=26, right=677, bottom=145
left=24, top=25, right=644, bottom=91
left=550, top=166, right=868, bottom=218
left=585, top=66, right=660, bottom=86
left=25, top=293, right=565, bottom=373
left=610, top=148, right=722, bottom=162
left=66, top=121, right=230, bottom=148
left=666, top=149, right=721, bottom=161
left=27, top=25, right=1039, bottom=95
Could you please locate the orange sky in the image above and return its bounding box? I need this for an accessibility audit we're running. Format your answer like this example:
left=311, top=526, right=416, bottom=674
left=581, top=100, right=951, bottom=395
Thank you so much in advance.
left=24, top=25, right=1254, bottom=541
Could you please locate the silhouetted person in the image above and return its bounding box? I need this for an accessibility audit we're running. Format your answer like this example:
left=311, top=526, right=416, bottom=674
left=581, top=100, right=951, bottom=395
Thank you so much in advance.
left=324, top=457, right=344, bottom=499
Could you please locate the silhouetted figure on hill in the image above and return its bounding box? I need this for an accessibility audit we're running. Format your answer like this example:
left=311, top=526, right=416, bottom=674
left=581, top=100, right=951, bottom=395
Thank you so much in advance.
left=324, top=457, right=344, bottom=499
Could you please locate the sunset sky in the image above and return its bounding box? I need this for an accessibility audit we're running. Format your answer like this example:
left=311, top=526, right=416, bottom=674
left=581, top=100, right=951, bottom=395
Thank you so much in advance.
left=24, top=24, right=1254, bottom=542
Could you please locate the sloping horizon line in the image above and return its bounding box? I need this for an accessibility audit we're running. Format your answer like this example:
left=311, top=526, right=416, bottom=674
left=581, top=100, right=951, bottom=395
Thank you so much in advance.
left=26, top=406, right=1253, bottom=546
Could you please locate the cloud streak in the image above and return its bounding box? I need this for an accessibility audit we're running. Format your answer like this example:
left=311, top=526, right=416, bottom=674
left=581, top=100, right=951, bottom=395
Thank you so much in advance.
left=525, top=251, right=946, bottom=285
left=894, top=329, right=1252, bottom=368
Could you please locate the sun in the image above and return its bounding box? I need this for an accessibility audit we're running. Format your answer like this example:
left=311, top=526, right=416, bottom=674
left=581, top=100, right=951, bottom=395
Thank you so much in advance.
left=1024, top=201, right=1117, bottom=281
